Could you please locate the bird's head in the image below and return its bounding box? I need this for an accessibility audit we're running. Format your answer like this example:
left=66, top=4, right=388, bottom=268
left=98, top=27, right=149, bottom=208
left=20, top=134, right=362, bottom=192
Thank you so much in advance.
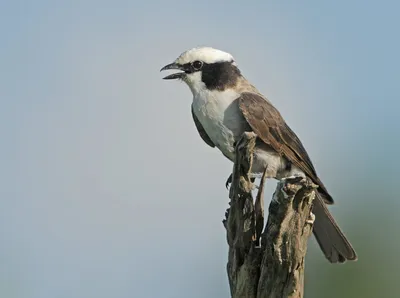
left=160, top=47, right=241, bottom=94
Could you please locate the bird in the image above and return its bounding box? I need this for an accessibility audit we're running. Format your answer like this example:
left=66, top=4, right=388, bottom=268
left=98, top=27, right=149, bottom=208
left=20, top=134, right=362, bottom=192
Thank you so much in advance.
left=160, top=46, right=357, bottom=263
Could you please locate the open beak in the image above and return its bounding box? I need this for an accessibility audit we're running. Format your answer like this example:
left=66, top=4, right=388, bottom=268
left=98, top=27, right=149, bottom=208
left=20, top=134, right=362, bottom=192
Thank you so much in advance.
left=160, top=62, right=185, bottom=80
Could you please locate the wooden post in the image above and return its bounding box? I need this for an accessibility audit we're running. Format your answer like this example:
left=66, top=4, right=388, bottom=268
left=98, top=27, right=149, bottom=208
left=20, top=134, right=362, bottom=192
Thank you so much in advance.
left=223, top=132, right=317, bottom=298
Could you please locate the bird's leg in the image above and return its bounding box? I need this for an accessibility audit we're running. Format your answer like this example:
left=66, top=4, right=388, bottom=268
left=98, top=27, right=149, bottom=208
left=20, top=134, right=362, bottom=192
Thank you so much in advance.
left=254, top=166, right=268, bottom=246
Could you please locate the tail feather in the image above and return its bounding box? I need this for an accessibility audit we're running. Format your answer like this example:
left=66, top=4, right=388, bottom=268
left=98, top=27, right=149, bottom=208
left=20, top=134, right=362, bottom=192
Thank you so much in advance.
left=312, top=193, right=357, bottom=263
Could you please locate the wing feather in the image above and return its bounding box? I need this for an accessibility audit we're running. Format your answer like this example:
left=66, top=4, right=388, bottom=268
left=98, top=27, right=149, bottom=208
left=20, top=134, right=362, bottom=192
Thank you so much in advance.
left=238, top=92, right=333, bottom=203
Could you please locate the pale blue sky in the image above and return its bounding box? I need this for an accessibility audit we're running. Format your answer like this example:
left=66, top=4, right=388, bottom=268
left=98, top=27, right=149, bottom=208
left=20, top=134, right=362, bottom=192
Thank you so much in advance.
left=1, top=1, right=399, bottom=298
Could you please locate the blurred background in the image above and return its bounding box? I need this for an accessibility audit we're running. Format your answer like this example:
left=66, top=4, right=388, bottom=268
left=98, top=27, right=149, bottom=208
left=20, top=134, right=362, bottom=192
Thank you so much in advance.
left=1, top=1, right=399, bottom=297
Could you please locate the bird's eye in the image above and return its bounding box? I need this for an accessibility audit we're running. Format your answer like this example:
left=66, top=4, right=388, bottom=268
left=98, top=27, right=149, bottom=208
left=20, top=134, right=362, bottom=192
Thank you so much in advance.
left=192, top=60, right=203, bottom=70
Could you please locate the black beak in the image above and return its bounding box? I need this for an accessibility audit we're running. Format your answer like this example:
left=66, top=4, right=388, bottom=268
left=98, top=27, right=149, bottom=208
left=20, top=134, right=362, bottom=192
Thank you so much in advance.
left=160, top=62, right=185, bottom=80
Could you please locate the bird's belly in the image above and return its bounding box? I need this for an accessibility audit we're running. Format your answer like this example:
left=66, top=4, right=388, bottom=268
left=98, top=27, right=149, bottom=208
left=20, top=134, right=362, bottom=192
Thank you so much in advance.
left=192, top=92, right=243, bottom=160
left=200, top=114, right=237, bottom=160
left=210, top=126, right=236, bottom=160
left=252, top=141, right=306, bottom=180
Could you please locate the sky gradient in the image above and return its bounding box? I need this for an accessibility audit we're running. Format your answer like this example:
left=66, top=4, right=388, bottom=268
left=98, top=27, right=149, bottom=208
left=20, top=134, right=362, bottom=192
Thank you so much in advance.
left=1, top=1, right=399, bottom=297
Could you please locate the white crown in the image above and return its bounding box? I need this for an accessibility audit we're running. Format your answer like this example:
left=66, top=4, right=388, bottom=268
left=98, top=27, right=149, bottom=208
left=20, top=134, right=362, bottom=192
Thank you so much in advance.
left=175, top=47, right=235, bottom=65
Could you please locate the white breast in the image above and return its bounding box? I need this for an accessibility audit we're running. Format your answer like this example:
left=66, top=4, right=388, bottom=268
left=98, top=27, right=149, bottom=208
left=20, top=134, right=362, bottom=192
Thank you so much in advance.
left=192, top=88, right=243, bottom=160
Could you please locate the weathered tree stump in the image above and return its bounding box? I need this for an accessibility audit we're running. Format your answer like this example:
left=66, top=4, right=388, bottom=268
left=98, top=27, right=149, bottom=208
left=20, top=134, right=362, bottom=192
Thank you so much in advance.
left=223, top=132, right=317, bottom=298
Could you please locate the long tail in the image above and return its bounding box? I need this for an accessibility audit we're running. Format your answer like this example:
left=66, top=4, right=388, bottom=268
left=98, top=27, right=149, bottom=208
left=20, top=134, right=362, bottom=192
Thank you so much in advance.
left=312, top=193, right=357, bottom=263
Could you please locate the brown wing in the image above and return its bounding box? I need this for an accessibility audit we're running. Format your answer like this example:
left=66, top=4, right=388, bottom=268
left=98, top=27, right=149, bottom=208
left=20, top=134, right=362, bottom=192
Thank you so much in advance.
left=238, top=92, right=333, bottom=203
left=191, top=105, right=215, bottom=148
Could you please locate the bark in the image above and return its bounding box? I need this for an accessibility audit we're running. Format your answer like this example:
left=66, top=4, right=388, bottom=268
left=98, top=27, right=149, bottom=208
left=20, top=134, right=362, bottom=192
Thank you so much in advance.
left=223, top=132, right=317, bottom=298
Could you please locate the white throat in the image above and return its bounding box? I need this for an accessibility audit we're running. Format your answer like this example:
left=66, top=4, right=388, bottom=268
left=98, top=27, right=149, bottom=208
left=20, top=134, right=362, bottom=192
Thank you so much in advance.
left=183, top=72, right=205, bottom=96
